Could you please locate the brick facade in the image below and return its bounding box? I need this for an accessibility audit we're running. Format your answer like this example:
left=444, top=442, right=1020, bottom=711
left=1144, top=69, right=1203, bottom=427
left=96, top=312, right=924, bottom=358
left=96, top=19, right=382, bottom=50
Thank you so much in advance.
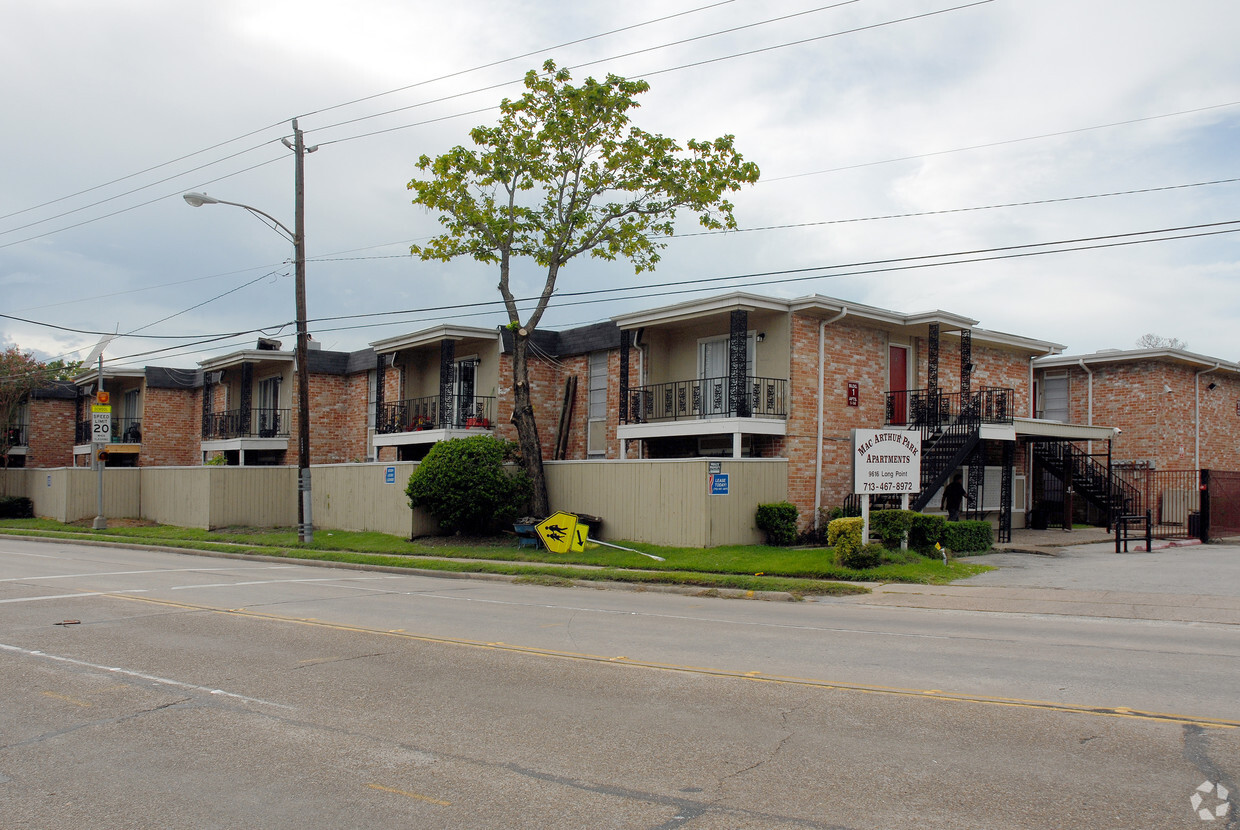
left=140, top=386, right=199, bottom=466
left=25, top=396, right=75, bottom=468
left=1039, top=356, right=1240, bottom=471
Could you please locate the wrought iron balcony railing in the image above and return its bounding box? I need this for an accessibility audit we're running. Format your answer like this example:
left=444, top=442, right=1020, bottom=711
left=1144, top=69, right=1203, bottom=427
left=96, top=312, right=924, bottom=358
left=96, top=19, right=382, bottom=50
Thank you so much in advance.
left=376, top=395, right=496, bottom=434
left=74, top=417, right=144, bottom=444
left=885, top=387, right=1014, bottom=428
left=621, top=376, right=788, bottom=424
left=5, top=424, right=27, bottom=447
left=202, top=408, right=289, bottom=440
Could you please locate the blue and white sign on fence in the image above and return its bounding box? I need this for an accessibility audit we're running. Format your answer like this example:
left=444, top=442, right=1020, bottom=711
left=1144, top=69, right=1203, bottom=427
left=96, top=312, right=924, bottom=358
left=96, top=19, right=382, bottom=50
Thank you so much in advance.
left=385, top=466, right=396, bottom=485
left=709, top=473, right=729, bottom=496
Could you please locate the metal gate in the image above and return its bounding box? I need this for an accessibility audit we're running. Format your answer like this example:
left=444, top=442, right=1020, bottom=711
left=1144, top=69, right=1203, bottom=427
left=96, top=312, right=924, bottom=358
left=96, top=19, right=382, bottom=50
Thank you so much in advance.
left=1203, top=469, right=1240, bottom=540
left=1111, top=467, right=1201, bottom=541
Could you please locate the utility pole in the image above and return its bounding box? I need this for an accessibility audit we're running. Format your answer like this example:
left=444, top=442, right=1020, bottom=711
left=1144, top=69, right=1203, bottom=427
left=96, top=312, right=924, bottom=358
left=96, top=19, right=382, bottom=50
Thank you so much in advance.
left=291, top=118, right=314, bottom=544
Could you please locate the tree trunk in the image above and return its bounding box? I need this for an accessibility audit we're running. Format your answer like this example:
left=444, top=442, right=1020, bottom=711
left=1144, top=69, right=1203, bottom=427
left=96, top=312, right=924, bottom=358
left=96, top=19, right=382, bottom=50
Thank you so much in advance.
left=510, top=330, right=551, bottom=516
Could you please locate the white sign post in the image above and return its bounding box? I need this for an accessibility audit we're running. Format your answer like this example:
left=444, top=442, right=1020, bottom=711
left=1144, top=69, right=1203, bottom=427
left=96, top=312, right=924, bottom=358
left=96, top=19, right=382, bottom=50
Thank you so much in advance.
left=853, top=429, right=922, bottom=542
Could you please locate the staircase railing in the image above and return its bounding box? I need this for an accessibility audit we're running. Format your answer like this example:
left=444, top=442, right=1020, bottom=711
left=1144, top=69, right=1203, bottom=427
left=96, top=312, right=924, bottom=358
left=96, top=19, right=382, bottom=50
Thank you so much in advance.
left=1031, top=440, right=1139, bottom=522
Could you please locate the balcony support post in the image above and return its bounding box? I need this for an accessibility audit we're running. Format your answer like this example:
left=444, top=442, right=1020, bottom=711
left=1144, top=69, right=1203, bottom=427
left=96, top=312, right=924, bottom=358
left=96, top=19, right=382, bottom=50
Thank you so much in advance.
left=439, top=340, right=455, bottom=429
left=729, top=310, right=749, bottom=417
left=619, top=330, right=630, bottom=425
left=960, top=328, right=972, bottom=398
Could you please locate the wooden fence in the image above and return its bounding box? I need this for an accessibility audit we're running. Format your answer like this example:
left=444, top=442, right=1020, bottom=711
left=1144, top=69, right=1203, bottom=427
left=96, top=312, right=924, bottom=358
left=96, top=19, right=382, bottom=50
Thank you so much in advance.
left=1, top=458, right=787, bottom=547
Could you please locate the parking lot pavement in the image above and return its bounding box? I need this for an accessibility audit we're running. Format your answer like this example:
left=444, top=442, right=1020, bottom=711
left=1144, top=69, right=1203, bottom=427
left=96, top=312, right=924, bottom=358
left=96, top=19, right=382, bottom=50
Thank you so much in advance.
left=839, top=542, right=1240, bottom=624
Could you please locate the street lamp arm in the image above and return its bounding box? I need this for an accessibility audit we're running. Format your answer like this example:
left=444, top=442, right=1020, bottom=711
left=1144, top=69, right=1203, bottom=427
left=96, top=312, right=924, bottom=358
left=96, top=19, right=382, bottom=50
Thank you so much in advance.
left=182, top=192, right=295, bottom=243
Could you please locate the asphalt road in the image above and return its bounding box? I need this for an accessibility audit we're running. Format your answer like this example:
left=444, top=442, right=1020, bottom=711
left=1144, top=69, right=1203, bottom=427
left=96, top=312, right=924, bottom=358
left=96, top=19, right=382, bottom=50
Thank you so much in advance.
left=2, top=537, right=1237, bottom=829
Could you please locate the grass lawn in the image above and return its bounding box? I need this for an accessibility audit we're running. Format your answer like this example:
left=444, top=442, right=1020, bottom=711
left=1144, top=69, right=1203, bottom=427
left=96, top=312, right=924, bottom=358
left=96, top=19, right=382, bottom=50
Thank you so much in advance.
left=0, top=519, right=992, bottom=597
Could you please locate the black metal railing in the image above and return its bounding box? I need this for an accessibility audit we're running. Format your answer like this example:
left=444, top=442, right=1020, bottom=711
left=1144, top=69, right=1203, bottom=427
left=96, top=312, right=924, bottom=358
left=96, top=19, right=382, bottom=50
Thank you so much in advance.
left=885, top=386, right=1014, bottom=428
left=375, top=395, right=495, bottom=434
left=621, top=376, right=787, bottom=424
left=202, top=408, right=290, bottom=440
left=74, top=418, right=144, bottom=444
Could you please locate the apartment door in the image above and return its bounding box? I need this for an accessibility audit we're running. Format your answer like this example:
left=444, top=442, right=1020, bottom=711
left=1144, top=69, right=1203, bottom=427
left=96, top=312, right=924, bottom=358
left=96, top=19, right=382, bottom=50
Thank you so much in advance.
left=889, top=345, right=908, bottom=425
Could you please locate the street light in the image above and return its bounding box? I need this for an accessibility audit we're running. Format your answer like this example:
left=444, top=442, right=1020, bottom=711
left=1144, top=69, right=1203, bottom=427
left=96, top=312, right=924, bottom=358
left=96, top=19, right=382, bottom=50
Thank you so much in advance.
left=182, top=120, right=317, bottom=543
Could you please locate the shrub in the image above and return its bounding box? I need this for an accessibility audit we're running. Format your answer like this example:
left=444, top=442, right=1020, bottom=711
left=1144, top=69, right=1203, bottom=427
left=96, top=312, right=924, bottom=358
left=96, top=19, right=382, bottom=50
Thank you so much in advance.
left=909, top=513, right=946, bottom=553
left=756, top=501, right=799, bottom=546
left=827, top=516, right=863, bottom=562
left=869, top=509, right=914, bottom=547
left=838, top=541, right=885, bottom=570
left=0, top=496, right=33, bottom=519
left=942, top=520, right=993, bottom=553
left=405, top=436, right=531, bottom=535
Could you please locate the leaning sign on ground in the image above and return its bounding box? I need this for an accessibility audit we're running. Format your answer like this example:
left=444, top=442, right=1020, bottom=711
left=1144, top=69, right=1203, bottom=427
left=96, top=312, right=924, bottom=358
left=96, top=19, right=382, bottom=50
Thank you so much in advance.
left=852, top=428, right=921, bottom=495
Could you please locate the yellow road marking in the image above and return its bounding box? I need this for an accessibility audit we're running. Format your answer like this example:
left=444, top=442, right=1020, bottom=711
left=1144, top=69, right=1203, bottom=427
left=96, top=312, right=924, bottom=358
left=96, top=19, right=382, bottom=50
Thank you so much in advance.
left=113, top=593, right=1240, bottom=731
left=42, top=690, right=92, bottom=707
left=367, top=783, right=451, bottom=806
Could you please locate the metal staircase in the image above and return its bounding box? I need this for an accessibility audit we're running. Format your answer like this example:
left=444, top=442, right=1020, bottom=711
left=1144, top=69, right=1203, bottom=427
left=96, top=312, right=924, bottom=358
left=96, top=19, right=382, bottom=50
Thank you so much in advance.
left=910, top=419, right=981, bottom=513
left=1030, top=440, right=1138, bottom=523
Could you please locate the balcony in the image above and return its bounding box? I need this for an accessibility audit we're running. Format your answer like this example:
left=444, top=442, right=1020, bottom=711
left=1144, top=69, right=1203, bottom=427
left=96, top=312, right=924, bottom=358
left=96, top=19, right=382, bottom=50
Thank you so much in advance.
left=622, top=376, right=787, bottom=424
left=376, top=395, right=496, bottom=435
left=203, top=408, right=289, bottom=440
left=6, top=424, right=27, bottom=448
left=885, top=387, right=1014, bottom=429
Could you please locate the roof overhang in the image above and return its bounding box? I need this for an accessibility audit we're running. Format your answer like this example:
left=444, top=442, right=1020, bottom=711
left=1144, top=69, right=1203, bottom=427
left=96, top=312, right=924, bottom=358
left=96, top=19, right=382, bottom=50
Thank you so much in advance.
left=199, top=351, right=295, bottom=371
left=73, top=367, right=145, bottom=385
left=1036, top=348, right=1240, bottom=374
left=612, top=292, right=790, bottom=329
left=1014, top=417, right=1118, bottom=441
left=370, top=325, right=500, bottom=354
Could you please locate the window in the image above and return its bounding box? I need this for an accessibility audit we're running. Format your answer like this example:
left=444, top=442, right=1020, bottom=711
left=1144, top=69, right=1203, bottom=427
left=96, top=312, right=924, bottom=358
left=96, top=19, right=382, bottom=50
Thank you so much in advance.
left=587, top=351, right=608, bottom=456
left=1040, top=374, right=1068, bottom=421
left=698, top=333, right=755, bottom=417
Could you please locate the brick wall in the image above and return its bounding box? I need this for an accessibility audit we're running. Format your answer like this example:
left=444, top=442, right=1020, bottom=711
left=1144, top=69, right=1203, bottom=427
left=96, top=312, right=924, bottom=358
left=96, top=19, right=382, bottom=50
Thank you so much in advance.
left=140, top=387, right=199, bottom=466
left=25, top=397, right=75, bottom=468
left=1051, top=361, right=1240, bottom=470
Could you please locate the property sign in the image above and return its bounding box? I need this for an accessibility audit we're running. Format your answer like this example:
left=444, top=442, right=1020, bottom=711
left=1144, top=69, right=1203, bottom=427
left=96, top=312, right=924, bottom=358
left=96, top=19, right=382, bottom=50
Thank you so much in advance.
left=847, top=382, right=859, bottom=407
left=385, top=466, right=396, bottom=484
left=536, top=511, right=589, bottom=554
left=91, top=405, right=112, bottom=444
left=709, top=473, right=729, bottom=496
left=853, top=428, right=921, bottom=495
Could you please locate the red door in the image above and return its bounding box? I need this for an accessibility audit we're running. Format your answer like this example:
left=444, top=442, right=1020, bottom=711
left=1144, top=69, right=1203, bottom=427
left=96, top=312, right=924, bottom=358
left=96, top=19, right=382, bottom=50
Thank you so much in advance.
left=889, top=346, right=907, bottom=425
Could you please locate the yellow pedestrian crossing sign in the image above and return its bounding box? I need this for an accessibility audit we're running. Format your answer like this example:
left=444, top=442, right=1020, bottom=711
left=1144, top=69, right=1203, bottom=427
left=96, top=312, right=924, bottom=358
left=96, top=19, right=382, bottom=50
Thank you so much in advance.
left=536, top=511, right=589, bottom=553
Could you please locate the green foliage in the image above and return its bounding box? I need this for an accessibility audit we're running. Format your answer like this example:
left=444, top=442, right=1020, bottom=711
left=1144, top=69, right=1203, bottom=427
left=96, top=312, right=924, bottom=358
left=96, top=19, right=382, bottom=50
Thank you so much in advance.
left=909, top=513, right=946, bottom=553
left=942, top=520, right=993, bottom=553
left=755, top=501, right=799, bottom=546
left=827, top=516, right=864, bottom=563
left=405, top=436, right=532, bottom=535
left=869, top=509, right=915, bottom=546
left=406, top=60, right=760, bottom=517
left=838, top=541, right=885, bottom=570
left=204, top=453, right=228, bottom=466
left=1, top=346, right=46, bottom=465
left=0, top=497, right=33, bottom=519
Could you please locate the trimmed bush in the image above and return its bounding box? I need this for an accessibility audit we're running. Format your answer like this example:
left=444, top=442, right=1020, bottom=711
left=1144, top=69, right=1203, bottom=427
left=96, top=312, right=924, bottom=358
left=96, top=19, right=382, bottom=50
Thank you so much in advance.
left=869, top=509, right=914, bottom=547
left=756, top=501, right=799, bottom=546
left=405, top=436, right=531, bottom=535
left=0, top=496, right=33, bottom=519
left=827, top=516, right=864, bottom=563
left=942, top=520, right=993, bottom=553
left=909, top=513, right=946, bottom=553
left=838, top=541, right=885, bottom=570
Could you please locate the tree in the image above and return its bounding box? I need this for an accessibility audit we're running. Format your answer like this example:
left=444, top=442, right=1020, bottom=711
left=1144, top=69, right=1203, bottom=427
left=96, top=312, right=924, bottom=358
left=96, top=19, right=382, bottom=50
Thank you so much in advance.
left=407, top=60, right=760, bottom=515
left=0, top=346, right=46, bottom=473
left=1135, top=333, right=1188, bottom=350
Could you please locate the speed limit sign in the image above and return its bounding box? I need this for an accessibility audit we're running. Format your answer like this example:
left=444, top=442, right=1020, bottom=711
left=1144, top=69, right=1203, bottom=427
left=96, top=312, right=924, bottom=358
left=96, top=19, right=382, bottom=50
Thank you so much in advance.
left=91, top=405, right=112, bottom=443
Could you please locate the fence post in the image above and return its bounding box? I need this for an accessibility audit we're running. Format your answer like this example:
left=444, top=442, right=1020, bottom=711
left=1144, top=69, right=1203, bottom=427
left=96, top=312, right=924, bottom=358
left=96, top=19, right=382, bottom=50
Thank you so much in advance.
left=1144, top=508, right=1152, bottom=552
left=1199, top=469, right=1210, bottom=543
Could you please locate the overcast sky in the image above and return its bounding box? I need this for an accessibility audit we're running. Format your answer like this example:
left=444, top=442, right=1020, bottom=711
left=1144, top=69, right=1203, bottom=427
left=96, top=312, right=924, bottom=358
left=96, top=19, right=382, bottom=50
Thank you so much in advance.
left=3, top=0, right=1238, bottom=373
